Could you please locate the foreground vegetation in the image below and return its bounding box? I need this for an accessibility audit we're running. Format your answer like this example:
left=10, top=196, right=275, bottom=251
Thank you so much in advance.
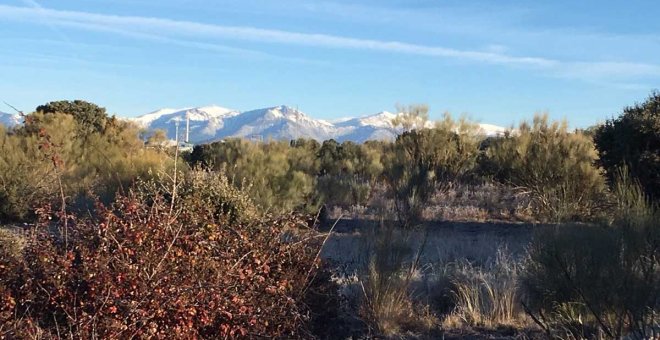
left=0, top=94, right=658, bottom=338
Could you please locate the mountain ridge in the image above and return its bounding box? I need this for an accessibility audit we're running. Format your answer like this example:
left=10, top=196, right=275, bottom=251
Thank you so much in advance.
left=131, top=105, right=508, bottom=143
left=0, top=105, right=508, bottom=143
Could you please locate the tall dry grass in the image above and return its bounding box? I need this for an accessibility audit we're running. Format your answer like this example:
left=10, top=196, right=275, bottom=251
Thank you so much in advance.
left=358, top=221, right=438, bottom=337
left=442, top=248, right=528, bottom=329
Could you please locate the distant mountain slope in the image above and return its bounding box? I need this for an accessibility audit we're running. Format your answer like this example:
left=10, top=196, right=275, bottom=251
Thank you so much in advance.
left=132, top=105, right=509, bottom=143
left=129, top=105, right=240, bottom=142
left=0, top=111, right=21, bottom=128
left=203, top=105, right=337, bottom=143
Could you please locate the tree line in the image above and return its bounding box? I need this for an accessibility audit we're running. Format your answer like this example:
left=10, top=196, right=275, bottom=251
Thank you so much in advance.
left=1, top=94, right=658, bottom=223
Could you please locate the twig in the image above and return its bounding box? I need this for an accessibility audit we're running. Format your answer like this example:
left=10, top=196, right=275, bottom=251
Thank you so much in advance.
left=521, top=301, right=551, bottom=337
left=554, top=252, right=615, bottom=338
left=298, top=214, right=342, bottom=298
left=230, top=250, right=254, bottom=271
left=3, top=101, right=24, bottom=115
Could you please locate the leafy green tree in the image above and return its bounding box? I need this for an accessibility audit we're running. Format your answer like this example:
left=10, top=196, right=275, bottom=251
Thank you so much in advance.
left=594, top=92, right=660, bottom=201
left=317, top=139, right=341, bottom=176
left=315, top=140, right=385, bottom=207
left=35, top=100, right=111, bottom=137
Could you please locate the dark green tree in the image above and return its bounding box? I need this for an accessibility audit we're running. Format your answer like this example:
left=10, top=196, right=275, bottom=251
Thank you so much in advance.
left=36, top=100, right=110, bottom=136
left=594, top=92, right=660, bottom=201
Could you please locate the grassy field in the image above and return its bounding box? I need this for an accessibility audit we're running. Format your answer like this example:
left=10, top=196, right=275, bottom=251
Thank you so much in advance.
left=318, top=219, right=548, bottom=339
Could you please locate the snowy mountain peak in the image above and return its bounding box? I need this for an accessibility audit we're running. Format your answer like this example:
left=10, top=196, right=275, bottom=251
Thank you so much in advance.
left=130, top=105, right=238, bottom=128
left=187, top=105, right=237, bottom=119
left=359, top=111, right=398, bottom=127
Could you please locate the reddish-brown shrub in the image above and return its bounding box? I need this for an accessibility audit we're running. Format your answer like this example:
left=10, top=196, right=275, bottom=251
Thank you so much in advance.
left=0, top=188, right=321, bottom=339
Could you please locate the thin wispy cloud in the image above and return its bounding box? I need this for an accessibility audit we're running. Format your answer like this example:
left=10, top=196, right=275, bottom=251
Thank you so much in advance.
left=19, top=0, right=79, bottom=58
left=1, top=4, right=659, bottom=83
left=50, top=20, right=331, bottom=67
left=0, top=4, right=554, bottom=67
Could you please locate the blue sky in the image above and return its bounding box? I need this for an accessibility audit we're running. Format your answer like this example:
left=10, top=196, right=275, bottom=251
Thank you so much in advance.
left=1, top=0, right=658, bottom=127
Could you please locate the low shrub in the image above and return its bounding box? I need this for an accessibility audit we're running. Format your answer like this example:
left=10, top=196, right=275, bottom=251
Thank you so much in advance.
left=0, top=176, right=322, bottom=338
left=178, top=169, right=259, bottom=224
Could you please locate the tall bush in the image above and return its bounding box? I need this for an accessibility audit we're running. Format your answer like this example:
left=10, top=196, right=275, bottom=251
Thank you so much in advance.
left=316, top=140, right=384, bottom=207
left=483, top=114, right=606, bottom=222
left=385, top=112, right=480, bottom=227
left=189, top=139, right=319, bottom=213
left=0, top=108, right=172, bottom=221
left=594, top=91, right=660, bottom=202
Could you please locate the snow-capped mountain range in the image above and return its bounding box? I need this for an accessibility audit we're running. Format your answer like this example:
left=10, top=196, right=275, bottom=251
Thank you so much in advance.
left=0, top=105, right=508, bottom=143
left=129, top=105, right=508, bottom=143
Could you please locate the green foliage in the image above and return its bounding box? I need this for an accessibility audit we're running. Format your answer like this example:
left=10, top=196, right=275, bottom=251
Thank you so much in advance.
left=483, top=114, right=606, bottom=222
left=594, top=91, right=660, bottom=202
left=189, top=139, right=320, bottom=213
left=316, top=140, right=385, bottom=207
left=385, top=113, right=480, bottom=227
left=35, top=99, right=110, bottom=137
left=179, top=169, right=259, bottom=224
left=0, top=105, right=173, bottom=221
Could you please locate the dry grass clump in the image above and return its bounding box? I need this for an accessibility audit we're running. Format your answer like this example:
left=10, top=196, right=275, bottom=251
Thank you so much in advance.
left=358, top=222, right=439, bottom=337
left=441, top=249, right=529, bottom=329
left=360, top=259, right=438, bottom=336
left=322, top=219, right=537, bottom=337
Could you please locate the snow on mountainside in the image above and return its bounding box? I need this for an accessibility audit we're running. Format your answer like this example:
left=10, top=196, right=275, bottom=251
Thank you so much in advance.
left=205, top=105, right=336, bottom=143
left=129, top=105, right=240, bottom=142
left=131, top=105, right=508, bottom=143
left=477, top=123, right=509, bottom=137
left=0, top=111, right=21, bottom=128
